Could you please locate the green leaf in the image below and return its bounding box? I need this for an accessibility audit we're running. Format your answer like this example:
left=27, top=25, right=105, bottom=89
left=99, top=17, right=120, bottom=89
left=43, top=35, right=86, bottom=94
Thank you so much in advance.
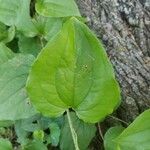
left=0, top=0, right=38, bottom=37
left=16, top=115, right=53, bottom=132
left=0, top=121, right=14, bottom=127
left=0, top=43, right=15, bottom=64
left=15, top=121, right=30, bottom=145
left=0, top=53, right=37, bottom=121
left=33, top=130, right=44, bottom=141
left=43, top=18, right=63, bottom=41
left=0, top=0, right=17, bottom=26
left=49, top=122, right=60, bottom=146
left=23, top=140, right=47, bottom=150
left=0, top=22, right=6, bottom=41
left=18, top=34, right=41, bottom=56
left=16, top=0, right=38, bottom=37
left=34, top=16, right=63, bottom=41
left=60, top=112, right=96, bottom=150
left=2, top=26, right=15, bottom=44
left=104, top=109, right=150, bottom=150
left=0, top=138, right=12, bottom=150
left=104, top=126, right=125, bottom=150
left=115, top=109, right=150, bottom=150
left=15, top=115, right=52, bottom=145
left=0, top=23, right=15, bottom=43
left=26, top=17, right=120, bottom=123
left=35, top=0, right=81, bottom=17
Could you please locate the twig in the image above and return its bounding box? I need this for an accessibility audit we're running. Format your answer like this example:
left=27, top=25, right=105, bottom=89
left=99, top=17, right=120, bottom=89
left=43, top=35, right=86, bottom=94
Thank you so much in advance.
left=109, top=115, right=129, bottom=125
left=98, top=123, right=104, bottom=141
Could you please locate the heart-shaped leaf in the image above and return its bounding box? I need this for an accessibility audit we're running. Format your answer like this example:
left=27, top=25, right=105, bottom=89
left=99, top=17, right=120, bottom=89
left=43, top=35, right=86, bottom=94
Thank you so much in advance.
left=26, top=17, right=120, bottom=123
left=35, top=0, right=81, bottom=17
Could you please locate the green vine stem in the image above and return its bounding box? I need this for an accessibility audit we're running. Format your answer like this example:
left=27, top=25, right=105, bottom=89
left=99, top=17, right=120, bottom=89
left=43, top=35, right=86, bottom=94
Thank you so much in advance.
left=66, top=110, right=80, bottom=150
left=109, top=115, right=128, bottom=125
left=98, top=123, right=104, bottom=140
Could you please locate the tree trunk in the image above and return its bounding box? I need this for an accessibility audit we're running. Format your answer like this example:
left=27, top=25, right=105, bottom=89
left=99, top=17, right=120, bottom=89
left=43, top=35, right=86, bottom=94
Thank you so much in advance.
left=77, top=0, right=150, bottom=123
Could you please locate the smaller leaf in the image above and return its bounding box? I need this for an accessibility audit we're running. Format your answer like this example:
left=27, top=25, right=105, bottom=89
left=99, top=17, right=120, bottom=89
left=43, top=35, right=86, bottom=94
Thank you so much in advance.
left=18, top=34, right=41, bottom=56
left=0, top=0, right=18, bottom=26
left=0, top=23, right=15, bottom=44
left=35, top=0, right=81, bottom=17
left=60, top=112, right=96, bottom=150
left=15, top=121, right=30, bottom=145
left=0, top=0, right=38, bottom=37
left=0, top=120, right=14, bottom=127
left=115, top=109, right=150, bottom=150
left=23, top=140, right=47, bottom=150
left=16, top=115, right=40, bottom=133
left=16, top=115, right=56, bottom=132
left=34, top=16, right=63, bottom=41
left=0, top=54, right=37, bottom=121
left=49, top=122, right=60, bottom=146
left=0, top=127, right=6, bottom=135
left=104, top=109, right=150, bottom=150
left=104, top=126, right=125, bottom=150
left=16, top=0, right=38, bottom=37
left=0, top=138, right=13, bottom=150
left=2, top=26, right=15, bottom=44
left=43, top=18, right=63, bottom=41
left=33, top=130, right=44, bottom=141
left=0, top=22, right=6, bottom=40
left=0, top=43, right=15, bottom=64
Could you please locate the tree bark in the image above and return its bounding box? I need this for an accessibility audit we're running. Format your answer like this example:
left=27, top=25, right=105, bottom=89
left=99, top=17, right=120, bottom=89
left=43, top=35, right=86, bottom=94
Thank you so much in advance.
left=77, top=0, right=150, bottom=123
